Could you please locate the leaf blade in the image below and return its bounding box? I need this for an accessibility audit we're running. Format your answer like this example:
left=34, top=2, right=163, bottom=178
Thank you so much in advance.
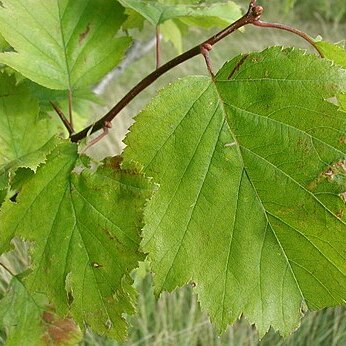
left=0, top=144, right=153, bottom=339
left=124, top=47, right=346, bottom=336
left=0, top=0, right=131, bottom=90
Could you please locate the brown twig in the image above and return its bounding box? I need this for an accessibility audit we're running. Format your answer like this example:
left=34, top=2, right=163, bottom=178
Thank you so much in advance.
left=252, top=21, right=324, bottom=57
left=81, top=121, right=112, bottom=153
left=71, top=0, right=323, bottom=143
left=68, top=89, right=74, bottom=129
left=156, top=25, right=161, bottom=69
left=49, top=101, right=74, bottom=135
left=70, top=0, right=261, bottom=142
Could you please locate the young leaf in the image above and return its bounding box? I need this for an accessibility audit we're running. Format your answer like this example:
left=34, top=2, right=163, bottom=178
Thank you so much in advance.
left=0, top=142, right=153, bottom=339
left=0, top=0, right=131, bottom=90
left=124, top=47, right=346, bottom=336
left=0, top=277, right=82, bottom=346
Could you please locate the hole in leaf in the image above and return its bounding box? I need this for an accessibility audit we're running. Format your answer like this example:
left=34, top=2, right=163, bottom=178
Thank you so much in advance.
left=104, top=319, right=113, bottom=330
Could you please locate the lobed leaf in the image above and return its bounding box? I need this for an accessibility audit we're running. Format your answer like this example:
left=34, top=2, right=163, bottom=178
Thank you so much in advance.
left=0, top=0, right=131, bottom=90
left=124, top=47, right=346, bottom=336
left=0, top=142, right=153, bottom=339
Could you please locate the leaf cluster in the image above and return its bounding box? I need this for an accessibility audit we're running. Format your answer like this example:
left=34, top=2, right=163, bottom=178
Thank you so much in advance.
left=0, top=0, right=345, bottom=344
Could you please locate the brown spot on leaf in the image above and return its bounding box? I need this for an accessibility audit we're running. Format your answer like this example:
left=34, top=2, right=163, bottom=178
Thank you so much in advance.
left=79, top=24, right=90, bottom=44
left=43, top=311, right=55, bottom=324
left=340, top=192, right=346, bottom=203
left=103, top=227, right=115, bottom=241
left=105, top=156, right=123, bottom=170
left=336, top=210, right=344, bottom=219
left=228, top=54, right=249, bottom=80
left=67, top=290, right=74, bottom=306
left=42, top=311, right=81, bottom=345
left=339, top=135, right=346, bottom=144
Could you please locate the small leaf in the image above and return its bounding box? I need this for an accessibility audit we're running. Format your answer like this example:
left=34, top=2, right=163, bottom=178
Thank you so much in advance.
left=124, top=47, right=346, bottom=336
left=0, top=0, right=131, bottom=90
left=0, top=142, right=153, bottom=339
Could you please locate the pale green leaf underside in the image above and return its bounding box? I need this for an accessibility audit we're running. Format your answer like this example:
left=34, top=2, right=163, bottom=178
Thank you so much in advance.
left=0, top=0, right=131, bottom=90
left=118, top=0, right=241, bottom=26
left=124, top=47, right=346, bottom=336
left=0, top=142, right=153, bottom=339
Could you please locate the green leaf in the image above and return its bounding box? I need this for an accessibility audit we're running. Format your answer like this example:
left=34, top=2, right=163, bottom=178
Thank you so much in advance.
left=0, top=33, right=9, bottom=52
left=0, top=142, right=153, bottom=339
left=0, top=74, right=60, bottom=166
left=315, top=41, right=346, bottom=68
left=0, top=277, right=82, bottom=346
left=0, top=73, right=62, bottom=204
left=118, top=0, right=241, bottom=27
left=122, top=8, right=146, bottom=31
left=124, top=47, right=346, bottom=336
left=160, top=20, right=183, bottom=54
left=314, top=42, right=346, bottom=112
left=0, top=0, right=131, bottom=90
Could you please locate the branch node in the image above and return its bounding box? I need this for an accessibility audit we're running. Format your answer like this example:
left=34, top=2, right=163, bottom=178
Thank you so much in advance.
left=252, top=5, right=264, bottom=20
left=81, top=121, right=111, bottom=153
left=200, top=43, right=215, bottom=78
